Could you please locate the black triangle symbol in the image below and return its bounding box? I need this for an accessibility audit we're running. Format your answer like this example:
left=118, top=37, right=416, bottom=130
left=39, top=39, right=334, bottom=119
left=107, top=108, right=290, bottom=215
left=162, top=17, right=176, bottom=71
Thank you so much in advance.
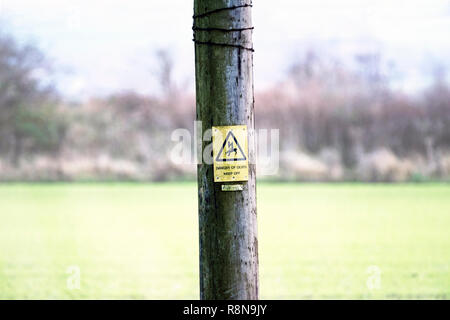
left=215, top=131, right=247, bottom=162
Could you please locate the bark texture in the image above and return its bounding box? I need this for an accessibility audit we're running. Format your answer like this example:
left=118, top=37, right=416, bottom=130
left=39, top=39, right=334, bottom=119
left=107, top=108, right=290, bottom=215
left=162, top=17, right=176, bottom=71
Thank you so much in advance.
left=194, top=0, right=258, bottom=300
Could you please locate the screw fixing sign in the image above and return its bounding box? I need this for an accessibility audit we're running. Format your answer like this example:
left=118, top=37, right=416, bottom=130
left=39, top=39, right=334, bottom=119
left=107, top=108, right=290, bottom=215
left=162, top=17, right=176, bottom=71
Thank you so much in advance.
left=212, top=125, right=249, bottom=182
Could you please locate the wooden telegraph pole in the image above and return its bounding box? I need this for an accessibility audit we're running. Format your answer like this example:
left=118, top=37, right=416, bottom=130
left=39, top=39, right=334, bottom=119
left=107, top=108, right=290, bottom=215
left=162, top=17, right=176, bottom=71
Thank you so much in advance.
left=193, top=0, right=258, bottom=300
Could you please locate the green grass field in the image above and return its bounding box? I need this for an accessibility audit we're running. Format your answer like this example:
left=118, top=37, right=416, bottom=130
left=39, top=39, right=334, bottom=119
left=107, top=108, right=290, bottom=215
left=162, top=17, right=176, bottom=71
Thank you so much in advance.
left=0, top=183, right=449, bottom=299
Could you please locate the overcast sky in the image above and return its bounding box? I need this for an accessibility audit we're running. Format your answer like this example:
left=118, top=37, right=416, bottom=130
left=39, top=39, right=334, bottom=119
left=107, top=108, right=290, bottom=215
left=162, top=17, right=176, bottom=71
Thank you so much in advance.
left=1, top=0, right=449, bottom=100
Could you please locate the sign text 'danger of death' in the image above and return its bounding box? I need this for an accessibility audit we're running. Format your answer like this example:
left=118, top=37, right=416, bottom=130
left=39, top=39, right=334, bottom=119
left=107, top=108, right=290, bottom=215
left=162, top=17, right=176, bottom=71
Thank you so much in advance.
left=212, top=125, right=249, bottom=182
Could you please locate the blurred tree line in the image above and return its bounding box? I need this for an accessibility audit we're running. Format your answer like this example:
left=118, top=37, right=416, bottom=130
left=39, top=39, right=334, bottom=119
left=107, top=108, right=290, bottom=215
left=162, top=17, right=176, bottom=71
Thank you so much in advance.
left=1, top=31, right=449, bottom=182
left=258, top=51, right=450, bottom=181
left=0, top=31, right=67, bottom=169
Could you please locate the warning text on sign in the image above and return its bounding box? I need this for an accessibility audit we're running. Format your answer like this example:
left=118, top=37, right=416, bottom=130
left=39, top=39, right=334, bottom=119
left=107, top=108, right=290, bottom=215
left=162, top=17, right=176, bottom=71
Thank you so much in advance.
left=213, top=125, right=249, bottom=182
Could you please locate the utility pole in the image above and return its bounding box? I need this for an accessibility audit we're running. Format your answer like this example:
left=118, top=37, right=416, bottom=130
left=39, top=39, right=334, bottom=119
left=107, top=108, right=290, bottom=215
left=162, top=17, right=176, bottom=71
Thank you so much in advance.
left=193, top=0, right=258, bottom=300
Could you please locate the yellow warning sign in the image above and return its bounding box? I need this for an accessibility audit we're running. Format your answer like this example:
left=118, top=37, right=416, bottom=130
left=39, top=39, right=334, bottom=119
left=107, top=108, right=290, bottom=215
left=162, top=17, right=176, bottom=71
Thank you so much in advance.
left=213, top=125, right=249, bottom=182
